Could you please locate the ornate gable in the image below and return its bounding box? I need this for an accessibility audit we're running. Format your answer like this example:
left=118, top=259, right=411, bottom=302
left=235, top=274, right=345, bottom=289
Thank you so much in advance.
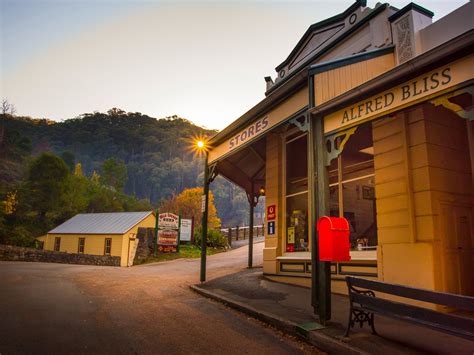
left=268, top=0, right=395, bottom=93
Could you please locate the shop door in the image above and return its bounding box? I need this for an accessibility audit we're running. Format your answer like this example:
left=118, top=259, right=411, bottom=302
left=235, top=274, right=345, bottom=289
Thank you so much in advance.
left=440, top=203, right=474, bottom=296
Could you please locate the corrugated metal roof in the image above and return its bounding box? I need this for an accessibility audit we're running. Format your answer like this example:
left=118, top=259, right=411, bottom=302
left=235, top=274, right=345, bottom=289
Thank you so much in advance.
left=48, top=211, right=154, bottom=235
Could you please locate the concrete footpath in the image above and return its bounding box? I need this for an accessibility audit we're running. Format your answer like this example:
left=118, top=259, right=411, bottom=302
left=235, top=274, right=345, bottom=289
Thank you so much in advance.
left=191, top=268, right=474, bottom=354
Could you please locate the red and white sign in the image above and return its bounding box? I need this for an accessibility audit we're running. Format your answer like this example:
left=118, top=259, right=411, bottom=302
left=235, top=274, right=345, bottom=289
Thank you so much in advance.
left=267, top=205, right=276, bottom=220
left=158, top=212, right=179, bottom=229
left=158, top=212, right=180, bottom=253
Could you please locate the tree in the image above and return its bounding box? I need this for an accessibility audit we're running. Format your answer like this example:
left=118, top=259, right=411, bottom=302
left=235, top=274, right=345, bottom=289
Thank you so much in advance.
left=74, top=163, right=83, bottom=176
left=61, top=151, right=75, bottom=172
left=100, top=158, right=127, bottom=192
left=1, top=99, right=16, bottom=116
left=26, top=153, right=69, bottom=222
left=160, top=187, right=220, bottom=230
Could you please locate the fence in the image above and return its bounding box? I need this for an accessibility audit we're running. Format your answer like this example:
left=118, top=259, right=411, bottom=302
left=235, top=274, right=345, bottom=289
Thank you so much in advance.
left=220, top=225, right=264, bottom=245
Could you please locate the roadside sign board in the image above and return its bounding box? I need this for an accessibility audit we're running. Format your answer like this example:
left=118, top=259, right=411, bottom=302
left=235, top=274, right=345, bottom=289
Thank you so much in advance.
left=157, top=212, right=180, bottom=253
left=158, top=212, right=179, bottom=229
left=180, top=218, right=193, bottom=242
left=267, top=205, right=276, bottom=220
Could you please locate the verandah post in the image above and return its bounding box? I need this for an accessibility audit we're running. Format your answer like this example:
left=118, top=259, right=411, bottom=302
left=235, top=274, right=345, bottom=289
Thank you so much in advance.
left=315, top=113, right=331, bottom=323
left=248, top=194, right=255, bottom=268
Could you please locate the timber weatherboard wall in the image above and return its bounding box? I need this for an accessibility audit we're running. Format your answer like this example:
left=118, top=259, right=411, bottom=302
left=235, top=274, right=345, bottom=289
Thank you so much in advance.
left=313, top=49, right=396, bottom=106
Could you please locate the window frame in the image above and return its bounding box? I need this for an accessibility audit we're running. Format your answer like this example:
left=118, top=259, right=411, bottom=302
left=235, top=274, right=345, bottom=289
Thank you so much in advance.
left=327, top=124, right=378, bottom=252
left=104, top=238, right=112, bottom=256
left=78, top=238, right=85, bottom=254
left=282, top=128, right=310, bottom=255
left=54, top=237, right=61, bottom=252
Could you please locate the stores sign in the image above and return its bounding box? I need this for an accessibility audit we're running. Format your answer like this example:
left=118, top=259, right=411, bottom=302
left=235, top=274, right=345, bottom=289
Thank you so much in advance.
left=229, top=116, right=269, bottom=150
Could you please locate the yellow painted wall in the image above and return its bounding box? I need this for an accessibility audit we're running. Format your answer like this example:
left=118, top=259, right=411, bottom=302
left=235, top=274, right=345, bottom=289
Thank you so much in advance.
left=44, top=233, right=124, bottom=257
left=373, top=98, right=473, bottom=296
left=314, top=53, right=395, bottom=106
left=409, top=103, right=473, bottom=295
left=263, top=132, right=284, bottom=275
left=45, top=213, right=156, bottom=267
left=119, top=213, right=156, bottom=267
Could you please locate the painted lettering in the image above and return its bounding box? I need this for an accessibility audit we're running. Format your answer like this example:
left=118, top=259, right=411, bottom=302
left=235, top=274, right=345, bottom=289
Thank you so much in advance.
left=413, top=81, right=422, bottom=96
left=401, top=84, right=411, bottom=100
left=228, top=116, right=271, bottom=150
left=350, top=107, right=357, bottom=120
left=430, top=72, right=439, bottom=89
left=248, top=125, right=255, bottom=136
left=384, top=92, right=394, bottom=107
left=342, top=110, right=350, bottom=124
left=375, top=96, right=383, bottom=110
left=422, top=76, right=429, bottom=92
left=358, top=103, right=364, bottom=117
left=365, top=100, right=373, bottom=114
left=441, top=68, right=451, bottom=85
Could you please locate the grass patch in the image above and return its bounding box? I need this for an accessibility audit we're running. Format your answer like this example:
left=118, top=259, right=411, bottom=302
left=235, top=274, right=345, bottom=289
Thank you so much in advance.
left=134, top=244, right=225, bottom=265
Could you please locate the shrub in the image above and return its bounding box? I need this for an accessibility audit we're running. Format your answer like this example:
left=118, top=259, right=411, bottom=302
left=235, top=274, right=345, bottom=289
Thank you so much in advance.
left=8, top=226, right=35, bottom=247
left=193, top=227, right=228, bottom=249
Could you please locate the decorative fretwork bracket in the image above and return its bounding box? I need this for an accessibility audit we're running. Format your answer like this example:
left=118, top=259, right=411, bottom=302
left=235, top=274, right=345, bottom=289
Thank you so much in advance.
left=246, top=191, right=260, bottom=207
left=324, top=127, right=357, bottom=166
left=290, top=115, right=309, bottom=132
left=431, top=87, right=473, bottom=121
left=207, top=163, right=218, bottom=184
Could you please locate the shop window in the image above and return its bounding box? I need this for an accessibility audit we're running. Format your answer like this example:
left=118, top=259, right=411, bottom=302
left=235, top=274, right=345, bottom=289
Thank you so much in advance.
left=78, top=238, right=85, bottom=254
left=104, top=238, right=112, bottom=256
left=328, top=124, right=377, bottom=251
left=285, top=132, right=308, bottom=252
left=54, top=237, right=61, bottom=252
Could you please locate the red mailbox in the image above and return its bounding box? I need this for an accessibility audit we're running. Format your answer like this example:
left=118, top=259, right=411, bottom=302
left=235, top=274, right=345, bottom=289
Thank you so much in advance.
left=317, top=216, right=351, bottom=261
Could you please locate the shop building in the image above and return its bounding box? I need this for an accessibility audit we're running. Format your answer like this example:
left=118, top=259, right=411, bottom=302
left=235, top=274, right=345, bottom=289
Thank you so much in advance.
left=45, top=211, right=156, bottom=267
left=201, top=0, right=473, bottom=320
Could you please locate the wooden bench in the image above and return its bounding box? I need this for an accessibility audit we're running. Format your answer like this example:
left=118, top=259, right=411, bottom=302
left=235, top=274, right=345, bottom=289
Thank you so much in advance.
left=345, top=276, right=474, bottom=340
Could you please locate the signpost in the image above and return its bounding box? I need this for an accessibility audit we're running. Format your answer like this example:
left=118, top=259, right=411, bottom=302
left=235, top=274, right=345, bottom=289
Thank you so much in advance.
left=157, top=212, right=180, bottom=253
left=180, top=218, right=193, bottom=242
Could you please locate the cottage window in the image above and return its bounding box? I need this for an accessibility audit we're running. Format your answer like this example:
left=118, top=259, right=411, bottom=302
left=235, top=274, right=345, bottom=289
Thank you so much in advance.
left=78, top=238, right=85, bottom=254
left=284, top=131, right=308, bottom=253
left=104, top=238, right=112, bottom=256
left=54, top=237, right=61, bottom=252
left=329, top=123, right=377, bottom=251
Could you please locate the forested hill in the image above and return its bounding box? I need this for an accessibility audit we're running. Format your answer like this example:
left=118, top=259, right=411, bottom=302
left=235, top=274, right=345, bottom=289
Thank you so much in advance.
left=1, top=109, right=256, bottom=229
left=3, top=109, right=215, bottom=203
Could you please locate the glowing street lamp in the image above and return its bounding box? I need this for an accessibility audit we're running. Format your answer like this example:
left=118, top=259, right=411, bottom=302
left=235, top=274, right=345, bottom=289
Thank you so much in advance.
left=190, top=135, right=210, bottom=282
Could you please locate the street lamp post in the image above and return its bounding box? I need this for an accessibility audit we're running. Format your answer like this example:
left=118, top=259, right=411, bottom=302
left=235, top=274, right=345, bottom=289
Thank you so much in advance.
left=200, top=150, right=209, bottom=282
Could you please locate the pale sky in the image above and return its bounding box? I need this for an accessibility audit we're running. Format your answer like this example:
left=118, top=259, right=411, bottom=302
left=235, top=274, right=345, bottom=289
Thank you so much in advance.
left=0, top=0, right=468, bottom=130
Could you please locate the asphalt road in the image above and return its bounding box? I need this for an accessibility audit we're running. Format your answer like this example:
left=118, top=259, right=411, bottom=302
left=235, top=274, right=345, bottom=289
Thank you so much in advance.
left=0, top=242, right=319, bottom=354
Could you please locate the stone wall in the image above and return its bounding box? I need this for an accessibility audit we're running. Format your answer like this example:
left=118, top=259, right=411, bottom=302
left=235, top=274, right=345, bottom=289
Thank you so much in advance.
left=135, top=227, right=155, bottom=260
left=0, top=244, right=121, bottom=266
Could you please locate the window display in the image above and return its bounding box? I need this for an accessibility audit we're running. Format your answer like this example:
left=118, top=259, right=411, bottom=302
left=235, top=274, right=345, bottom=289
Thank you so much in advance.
left=285, top=132, right=308, bottom=252
left=328, top=123, right=378, bottom=251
